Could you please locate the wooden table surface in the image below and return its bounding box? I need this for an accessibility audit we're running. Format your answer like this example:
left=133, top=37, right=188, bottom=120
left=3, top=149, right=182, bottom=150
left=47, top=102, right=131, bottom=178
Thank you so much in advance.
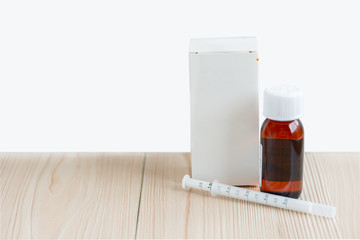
left=1, top=153, right=359, bottom=239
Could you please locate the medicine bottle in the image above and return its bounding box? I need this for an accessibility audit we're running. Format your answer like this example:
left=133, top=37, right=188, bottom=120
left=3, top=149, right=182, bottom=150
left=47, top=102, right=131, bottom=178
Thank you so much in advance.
left=260, top=85, right=304, bottom=199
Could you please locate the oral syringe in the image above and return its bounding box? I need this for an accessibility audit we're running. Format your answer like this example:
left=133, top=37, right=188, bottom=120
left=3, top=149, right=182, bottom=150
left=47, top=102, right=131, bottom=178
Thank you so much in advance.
left=182, top=175, right=336, bottom=218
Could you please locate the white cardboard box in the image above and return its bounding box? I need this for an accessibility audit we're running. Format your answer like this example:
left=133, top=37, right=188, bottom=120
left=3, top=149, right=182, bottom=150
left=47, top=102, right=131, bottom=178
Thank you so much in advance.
left=189, top=37, right=259, bottom=186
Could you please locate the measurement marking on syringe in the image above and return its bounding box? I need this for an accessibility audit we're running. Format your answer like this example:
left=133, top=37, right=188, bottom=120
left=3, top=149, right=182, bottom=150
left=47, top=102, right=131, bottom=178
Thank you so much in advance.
left=283, top=198, right=288, bottom=208
left=244, top=190, right=250, bottom=200
left=264, top=194, right=269, bottom=203
left=226, top=186, right=231, bottom=195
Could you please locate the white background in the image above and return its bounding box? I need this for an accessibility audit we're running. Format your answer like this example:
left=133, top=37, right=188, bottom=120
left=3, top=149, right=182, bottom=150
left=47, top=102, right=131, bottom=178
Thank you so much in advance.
left=1, top=0, right=359, bottom=152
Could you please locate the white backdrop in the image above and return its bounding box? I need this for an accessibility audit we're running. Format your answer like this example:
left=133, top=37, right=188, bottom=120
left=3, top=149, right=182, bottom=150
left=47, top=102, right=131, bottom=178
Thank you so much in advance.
left=1, top=0, right=359, bottom=152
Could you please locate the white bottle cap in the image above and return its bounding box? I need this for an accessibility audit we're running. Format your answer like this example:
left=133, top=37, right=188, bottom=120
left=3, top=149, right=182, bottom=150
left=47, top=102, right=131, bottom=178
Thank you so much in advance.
left=263, top=85, right=304, bottom=121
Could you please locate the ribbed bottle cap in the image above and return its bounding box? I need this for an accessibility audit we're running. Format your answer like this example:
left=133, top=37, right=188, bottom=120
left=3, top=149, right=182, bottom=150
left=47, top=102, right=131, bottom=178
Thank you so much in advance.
left=263, top=85, right=304, bottom=121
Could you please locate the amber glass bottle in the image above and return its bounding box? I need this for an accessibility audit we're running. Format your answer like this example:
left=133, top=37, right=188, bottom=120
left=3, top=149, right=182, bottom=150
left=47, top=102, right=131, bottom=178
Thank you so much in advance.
left=260, top=85, right=304, bottom=199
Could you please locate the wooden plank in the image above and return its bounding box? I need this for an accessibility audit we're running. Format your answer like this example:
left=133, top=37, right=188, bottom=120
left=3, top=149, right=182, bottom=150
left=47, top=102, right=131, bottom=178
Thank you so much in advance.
left=0, top=153, right=144, bottom=239
left=135, top=153, right=191, bottom=239
left=313, top=152, right=360, bottom=238
left=137, top=153, right=359, bottom=238
left=1, top=152, right=358, bottom=238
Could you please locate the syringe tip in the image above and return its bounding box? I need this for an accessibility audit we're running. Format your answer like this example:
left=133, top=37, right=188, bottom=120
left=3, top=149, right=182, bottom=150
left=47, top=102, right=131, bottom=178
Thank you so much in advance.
left=182, top=175, right=191, bottom=189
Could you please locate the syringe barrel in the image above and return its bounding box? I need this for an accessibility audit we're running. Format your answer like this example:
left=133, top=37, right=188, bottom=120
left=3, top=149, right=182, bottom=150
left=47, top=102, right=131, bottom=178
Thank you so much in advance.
left=182, top=175, right=336, bottom=218
left=210, top=181, right=309, bottom=211
left=211, top=182, right=335, bottom=218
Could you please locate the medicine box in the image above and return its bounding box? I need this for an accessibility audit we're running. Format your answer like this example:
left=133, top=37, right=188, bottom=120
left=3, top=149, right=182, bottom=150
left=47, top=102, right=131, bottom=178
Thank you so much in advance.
left=189, top=37, right=260, bottom=186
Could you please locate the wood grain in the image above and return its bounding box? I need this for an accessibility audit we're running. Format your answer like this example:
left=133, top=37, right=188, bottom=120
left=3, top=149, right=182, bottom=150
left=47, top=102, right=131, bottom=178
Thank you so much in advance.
left=1, top=153, right=359, bottom=239
left=136, top=153, right=360, bottom=239
left=315, top=153, right=360, bottom=238
left=0, top=153, right=144, bottom=239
